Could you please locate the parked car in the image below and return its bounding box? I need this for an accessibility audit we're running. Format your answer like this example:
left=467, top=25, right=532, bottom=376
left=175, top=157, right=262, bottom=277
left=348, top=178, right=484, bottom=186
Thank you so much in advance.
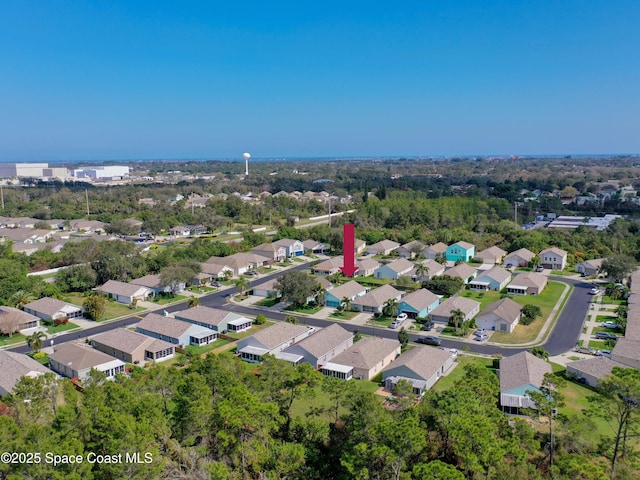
left=595, top=350, right=612, bottom=358
left=601, top=321, right=620, bottom=330
left=422, top=321, right=435, bottom=331
left=388, top=319, right=403, bottom=329
left=574, top=346, right=596, bottom=355
left=474, top=328, right=486, bottom=336
left=535, top=265, right=544, bottom=272
left=212, top=281, right=223, bottom=287
left=595, top=332, right=618, bottom=340
left=416, top=336, right=441, bottom=346
left=589, top=288, right=600, bottom=295
left=395, top=313, right=408, bottom=322
left=244, top=270, right=259, bottom=276
left=475, top=333, right=489, bottom=341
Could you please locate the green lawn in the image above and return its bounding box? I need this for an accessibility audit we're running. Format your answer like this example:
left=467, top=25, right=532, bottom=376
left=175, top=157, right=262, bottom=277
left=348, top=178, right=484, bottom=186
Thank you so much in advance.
left=229, top=321, right=275, bottom=340
left=185, top=338, right=231, bottom=355
left=366, top=316, right=395, bottom=327
left=491, top=281, right=568, bottom=345
left=46, top=322, right=80, bottom=334
left=592, top=327, right=620, bottom=336
left=586, top=340, right=611, bottom=350
left=188, top=286, right=215, bottom=294
left=460, top=289, right=501, bottom=310
left=254, top=297, right=281, bottom=307
left=152, top=294, right=188, bottom=305
left=601, top=296, right=624, bottom=305
left=432, top=355, right=495, bottom=392
left=63, top=293, right=147, bottom=321
left=258, top=266, right=274, bottom=273
left=595, top=315, right=617, bottom=323
left=284, top=304, right=323, bottom=314
left=29, top=352, right=50, bottom=365
left=354, top=276, right=393, bottom=286
left=0, top=333, right=27, bottom=346
left=329, top=310, right=359, bottom=320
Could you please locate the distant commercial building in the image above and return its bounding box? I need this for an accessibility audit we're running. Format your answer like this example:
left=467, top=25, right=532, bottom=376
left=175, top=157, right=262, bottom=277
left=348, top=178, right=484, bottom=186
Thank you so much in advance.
left=0, top=163, right=67, bottom=179
left=72, top=166, right=130, bottom=180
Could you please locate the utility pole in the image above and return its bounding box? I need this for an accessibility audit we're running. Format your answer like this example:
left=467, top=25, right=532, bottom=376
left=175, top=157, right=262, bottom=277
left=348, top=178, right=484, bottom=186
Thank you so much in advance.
left=85, top=189, right=90, bottom=216
left=0, top=185, right=4, bottom=210
left=328, top=197, right=332, bottom=227
left=514, top=201, right=518, bottom=228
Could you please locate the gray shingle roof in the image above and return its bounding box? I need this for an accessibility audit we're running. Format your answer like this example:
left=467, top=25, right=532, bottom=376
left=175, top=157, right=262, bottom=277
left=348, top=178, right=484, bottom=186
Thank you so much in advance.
left=400, top=288, right=439, bottom=312
left=292, top=324, right=352, bottom=357
left=137, top=313, right=212, bottom=339
left=91, top=328, right=173, bottom=355
left=352, top=284, right=402, bottom=308
left=477, top=298, right=521, bottom=324
left=499, top=351, right=551, bottom=393
left=383, top=258, right=415, bottom=273
left=328, top=280, right=368, bottom=300
left=510, top=272, right=547, bottom=289
left=97, top=280, right=151, bottom=297
left=330, top=336, right=400, bottom=370
left=430, top=296, right=480, bottom=316
left=24, top=297, right=80, bottom=317
left=383, top=346, right=452, bottom=381
left=174, top=306, right=242, bottom=328
left=476, top=266, right=511, bottom=284
left=49, top=342, right=121, bottom=371
left=567, top=357, right=627, bottom=379
left=250, top=322, right=311, bottom=349
left=444, top=263, right=477, bottom=280
left=505, top=248, right=535, bottom=262
left=475, top=246, right=507, bottom=260
left=0, top=351, right=51, bottom=394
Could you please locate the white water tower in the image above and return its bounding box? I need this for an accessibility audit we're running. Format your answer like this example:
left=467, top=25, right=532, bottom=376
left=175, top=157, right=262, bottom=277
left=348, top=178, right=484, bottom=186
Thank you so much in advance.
left=243, top=152, right=251, bottom=176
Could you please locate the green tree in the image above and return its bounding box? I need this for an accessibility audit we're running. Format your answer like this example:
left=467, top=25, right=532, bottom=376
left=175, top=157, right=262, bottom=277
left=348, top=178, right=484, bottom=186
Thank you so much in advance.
left=589, top=367, right=640, bottom=477
left=522, top=304, right=542, bottom=325
left=254, top=314, right=267, bottom=325
left=413, top=460, right=465, bottom=480
left=82, top=294, right=108, bottom=320
left=382, top=298, right=399, bottom=318
left=234, top=276, right=250, bottom=297
left=600, top=254, right=637, bottom=283
left=528, top=346, right=549, bottom=361
left=55, top=264, right=98, bottom=293
left=187, top=296, right=200, bottom=308
left=423, top=275, right=464, bottom=295
left=275, top=270, right=317, bottom=307
left=285, top=315, right=299, bottom=324
left=449, top=308, right=465, bottom=333
left=10, top=290, right=35, bottom=309
left=353, top=328, right=362, bottom=342
left=313, top=282, right=327, bottom=306
left=340, top=296, right=352, bottom=312
left=526, top=372, right=566, bottom=470
left=397, top=326, right=409, bottom=349
left=159, top=262, right=200, bottom=294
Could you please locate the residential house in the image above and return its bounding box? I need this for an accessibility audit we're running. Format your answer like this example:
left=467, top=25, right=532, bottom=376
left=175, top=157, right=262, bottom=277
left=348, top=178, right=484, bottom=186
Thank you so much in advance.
left=273, top=238, right=305, bottom=257
left=351, top=258, right=378, bottom=278
left=446, top=241, right=475, bottom=262
left=90, top=328, right=175, bottom=364
left=131, top=274, right=185, bottom=295
left=475, top=298, right=522, bottom=333
left=367, top=240, right=400, bottom=256
left=398, top=288, right=440, bottom=318
left=23, top=297, right=83, bottom=323
left=499, top=351, right=552, bottom=414
left=397, top=240, right=425, bottom=259
left=312, top=256, right=344, bottom=276
left=422, top=242, right=447, bottom=260
left=506, top=272, right=547, bottom=295
left=576, top=258, right=604, bottom=277
left=206, top=252, right=271, bottom=276
left=539, top=247, right=568, bottom=271
left=236, top=322, right=316, bottom=363
left=611, top=338, right=640, bottom=370
left=199, top=262, right=233, bottom=280
left=374, top=258, right=415, bottom=280
left=281, top=324, right=353, bottom=368
left=469, top=266, right=512, bottom=291
left=302, top=239, right=330, bottom=254
left=69, top=220, right=106, bottom=234
left=429, top=296, right=480, bottom=324
left=504, top=248, right=536, bottom=268
left=0, top=228, right=54, bottom=244
left=96, top=280, right=153, bottom=305
left=251, top=242, right=287, bottom=262
left=170, top=226, right=191, bottom=237
left=354, top=238, right=367, bottom=254
left=321, top=336, right=401, bottom=380
left=174, top=306, right=253, bottom=334
left=444, top=263, right=477, bottom=284
left=324, top=281, right=369, bottom=308
left=351, top=284, right=403, bottom=314
left=474, top=246, right=507, bottom=265
left=566, top=357, right=628, bottom=388
left=49, top=343, right=125, bottom=381
left=412, top=259, right=444, bottom=281
left=0, top=306, right=41, bottom=331
left=136, top=313, right=217, bottom=348
left=251, top=278, right=282, bottom=299
left=382, top=346, right=455, bottom=395
left=0, top=351, right=52, bottom=396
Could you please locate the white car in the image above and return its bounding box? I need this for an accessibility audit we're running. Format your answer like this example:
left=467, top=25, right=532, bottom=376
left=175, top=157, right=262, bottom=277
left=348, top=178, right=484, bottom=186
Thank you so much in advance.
left=475, top=333, right=489, bottom=341
left=601, top=321, right=620, bottom=330
left=589, top=288, right=600, bottom=295
left=395, top=313, right=408, bottom=322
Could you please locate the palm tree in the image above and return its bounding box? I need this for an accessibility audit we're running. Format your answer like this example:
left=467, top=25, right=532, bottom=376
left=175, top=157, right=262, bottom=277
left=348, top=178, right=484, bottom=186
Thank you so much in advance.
left=341, top=296, right=352, bottom=312
left=187, top=296, right=200, bottom=308
left=234, top=277, right=250, bottom=297
left=383, top=298, right=399, bottom=318
left=313, top=284, right=327, bottom=306
left=11, top=290, right=35, bottom=309
left=415, top=263, right=429, bottom=282
left=450, top=308, right=465, bottom=333
left=26, top=331, right=47, bottom=354
left=223, top=270, right=233, bottom=281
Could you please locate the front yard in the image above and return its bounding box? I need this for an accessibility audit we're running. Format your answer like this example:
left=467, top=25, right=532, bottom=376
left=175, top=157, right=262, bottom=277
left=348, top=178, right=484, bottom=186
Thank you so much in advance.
left=62, top=293, right=147, bottom=321
left=284, top=304, right=323, bottom=315
left=330, top=310, right=359, bottom=320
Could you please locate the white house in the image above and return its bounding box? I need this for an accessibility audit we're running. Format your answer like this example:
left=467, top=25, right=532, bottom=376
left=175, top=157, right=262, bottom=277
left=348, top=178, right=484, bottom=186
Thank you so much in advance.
left=374, top=258, right=415, bottom=280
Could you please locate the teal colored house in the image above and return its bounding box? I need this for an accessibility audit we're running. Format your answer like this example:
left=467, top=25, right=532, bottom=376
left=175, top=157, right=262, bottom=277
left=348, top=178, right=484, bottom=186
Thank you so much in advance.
left=499, top=351, right=552, bottom=414
left=446, top=241, right=475, bottom=262
left=398, top=289, right=440, bottom=318
left=324, top=281, right=368, bottom=308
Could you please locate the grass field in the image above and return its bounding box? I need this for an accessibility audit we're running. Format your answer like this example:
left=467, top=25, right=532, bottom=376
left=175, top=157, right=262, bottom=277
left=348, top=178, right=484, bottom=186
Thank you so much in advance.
left=290, top=380, right=382, bottom=420
left=254, top=297, right=280, bottom=307
left=354, top=276, right=393, bottom=286
left=432, top=355, right=496, bottom=392
left=330, top=311, right=359, bottom=320
left=602, top=296, right=625, bottom=305
left=366, top=316, right=395, bottom=327
left=491, top=281, right=568, bottom=345
left=229, top=321, right=275, bottom=340
left=46, top=322, right=80, bottom=334
left=185, top=338, right=230, bottom=355
left=62, top=293, right=147, bottom=321
left=187, top=286, right=215, bottom=294
left=0, top=333, right=27, bottom=346
left=151, top=294, right=188, bottom=305
left=460, top=289, right=501, bottom=310
left=284, top=304, right=323, bottom=314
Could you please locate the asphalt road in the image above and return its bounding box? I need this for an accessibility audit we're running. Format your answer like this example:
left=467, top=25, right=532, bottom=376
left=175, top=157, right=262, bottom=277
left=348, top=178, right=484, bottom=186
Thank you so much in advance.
left=9, top=265, right=592, bottom=358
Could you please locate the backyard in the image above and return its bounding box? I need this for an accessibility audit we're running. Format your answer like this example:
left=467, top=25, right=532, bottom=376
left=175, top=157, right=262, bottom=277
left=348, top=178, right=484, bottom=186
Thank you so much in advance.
left=185, top=338, right=231, bottom=355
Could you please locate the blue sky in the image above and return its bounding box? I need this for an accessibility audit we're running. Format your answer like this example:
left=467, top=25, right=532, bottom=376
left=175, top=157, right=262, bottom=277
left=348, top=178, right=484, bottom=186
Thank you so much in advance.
left=1, top=1, right=638, bottom=161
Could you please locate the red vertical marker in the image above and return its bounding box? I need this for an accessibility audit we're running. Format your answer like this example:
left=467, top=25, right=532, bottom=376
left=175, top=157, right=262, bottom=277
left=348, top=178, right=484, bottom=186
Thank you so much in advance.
left=340, top=224, right=358, bottom=277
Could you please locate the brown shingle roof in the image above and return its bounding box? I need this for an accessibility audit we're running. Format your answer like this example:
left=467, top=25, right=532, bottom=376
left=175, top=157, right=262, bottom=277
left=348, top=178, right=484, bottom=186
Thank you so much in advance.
left=251, top=322, right=311, bottom=349
left=352, top=284, right=402, bottom=308
left=430, top=296, right=480, bottom=316
left=330, top=336, right=400, bottom=370
left=23, top=297, right=81, bottom=317
left=97, top=280, right=151, bottom=298
left=328, top=281, right=368, bottom=300
left=400, top=289, right=439, bottom=312
left=91, top=328, right=173, bottom=355
left=292, top=324, right=352, bottom=357
left=383, top=346, right=452, bottom=381
left=500, top=351, right=551, bottom=393
left=444, top=263, right=477, bottom=280
left=0, top=351, right=51, bottom=394
left=49, top=342, right=121, bottom=371
left=478, top=298, right=521, bottom=324
left=476, top=266, right=511, bottom=284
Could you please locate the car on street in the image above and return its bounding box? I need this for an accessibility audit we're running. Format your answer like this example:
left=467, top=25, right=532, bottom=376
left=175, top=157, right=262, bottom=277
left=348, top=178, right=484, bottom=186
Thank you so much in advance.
left=416, top=336, right=441, bottom=346
left=594, top=331, right=618, bottom=340
left=601, top=321, right=620, bottom=330
left=589, top=288, right=600, bottom=295
left=475, top=333, right=489, bottom=341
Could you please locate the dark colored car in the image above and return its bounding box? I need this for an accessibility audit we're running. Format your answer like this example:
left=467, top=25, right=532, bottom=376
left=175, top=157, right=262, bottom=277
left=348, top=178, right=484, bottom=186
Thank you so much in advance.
left=416, top=336, right=441, bottom=346
left=422, top=321, right=435, bottom=331
left=595, top=332, right=617, bottom=341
